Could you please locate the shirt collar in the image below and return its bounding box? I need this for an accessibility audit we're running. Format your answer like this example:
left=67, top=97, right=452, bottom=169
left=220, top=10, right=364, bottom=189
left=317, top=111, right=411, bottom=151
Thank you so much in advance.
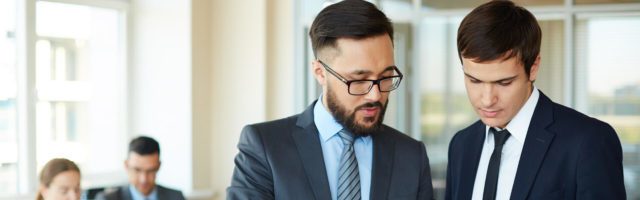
left=485, top=87, right=540, bottom=144
left=313, top=95, right=371, bottom=144
left=129, top=184, right=157, bottom=200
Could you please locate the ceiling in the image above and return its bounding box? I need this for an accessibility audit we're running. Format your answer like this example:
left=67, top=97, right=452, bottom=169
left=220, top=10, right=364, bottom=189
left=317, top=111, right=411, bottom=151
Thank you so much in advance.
left=384, top=0, right=640, bottom=9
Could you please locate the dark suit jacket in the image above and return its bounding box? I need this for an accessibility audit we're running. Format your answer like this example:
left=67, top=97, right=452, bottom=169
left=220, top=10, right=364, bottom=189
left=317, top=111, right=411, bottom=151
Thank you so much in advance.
left=95, top=185, right=185, bottom=200
left=445, top=91, right=626, bottom=200
left=227, top=101, right=434, bottom=200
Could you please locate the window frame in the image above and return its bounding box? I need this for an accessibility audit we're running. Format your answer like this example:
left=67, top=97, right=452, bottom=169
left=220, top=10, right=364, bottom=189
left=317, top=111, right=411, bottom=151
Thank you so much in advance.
left=7, top=0, right=130, bottom=198
left=294, top=0, right=640, bottom=199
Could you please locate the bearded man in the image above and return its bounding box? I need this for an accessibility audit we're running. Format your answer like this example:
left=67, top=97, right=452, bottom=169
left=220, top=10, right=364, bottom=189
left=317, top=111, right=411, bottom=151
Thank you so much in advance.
left=227, top=1, right=434, bottom=200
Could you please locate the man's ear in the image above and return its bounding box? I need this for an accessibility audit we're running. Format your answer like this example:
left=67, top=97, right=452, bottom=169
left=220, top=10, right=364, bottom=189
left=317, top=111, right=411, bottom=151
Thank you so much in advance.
left=312, top=60, right=326, bottom=86
left=529, top=54, right=541, bottom=82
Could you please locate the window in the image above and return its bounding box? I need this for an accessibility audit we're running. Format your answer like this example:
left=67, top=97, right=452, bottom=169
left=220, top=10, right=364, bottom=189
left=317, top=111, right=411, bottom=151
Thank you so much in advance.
left=1, top=0, right=128, bottom=197
left=575, top=15, right=640, bottom=198
left=0, top=0, right=19, bottom=195
left=418, top=17, right=476, bottom=195
left=34, top=1, right=127, bottom=177
left=295, top=1, right=640, bottom=199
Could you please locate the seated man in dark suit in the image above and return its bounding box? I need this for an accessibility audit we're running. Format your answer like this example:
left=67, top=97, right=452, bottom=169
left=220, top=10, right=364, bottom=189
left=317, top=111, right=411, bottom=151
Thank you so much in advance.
left=227, top=0, right=434, bottom=199
left=445, top=1, right=626, bottom=200
left=96, top=136, right=185, bottom=200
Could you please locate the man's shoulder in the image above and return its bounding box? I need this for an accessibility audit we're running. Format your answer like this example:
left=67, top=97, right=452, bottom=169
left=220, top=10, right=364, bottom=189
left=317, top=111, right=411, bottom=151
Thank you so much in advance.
left=243, top=114, right=300, bottom=135
left=157, top=185, right=185, bottom=199
left=454, top=120, right=484, bottom=138
left=550, top=100, right=608, bottom=126
left=237, top=113, right=303, bottom=150
left=446, top=120, right=484, bottom=150
left=94, top=185, right=127, bottom=200
left=379, top=125, right=422, bottom=145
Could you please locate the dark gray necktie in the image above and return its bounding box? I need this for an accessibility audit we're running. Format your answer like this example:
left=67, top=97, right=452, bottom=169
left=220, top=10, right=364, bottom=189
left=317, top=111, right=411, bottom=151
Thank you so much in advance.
left=337, top=130, right=361, bottom=200
left=483, top=128, right=511, bottom=200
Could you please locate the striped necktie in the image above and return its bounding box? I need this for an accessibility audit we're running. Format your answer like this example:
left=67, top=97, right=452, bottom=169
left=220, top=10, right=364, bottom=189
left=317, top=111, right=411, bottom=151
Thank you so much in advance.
left=337, top=130, right=361, bottom=200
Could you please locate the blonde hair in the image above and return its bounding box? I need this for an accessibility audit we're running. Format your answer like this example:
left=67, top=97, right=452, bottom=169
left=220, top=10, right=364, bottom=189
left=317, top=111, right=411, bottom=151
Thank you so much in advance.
left=36, top=158, right=81, bottom=200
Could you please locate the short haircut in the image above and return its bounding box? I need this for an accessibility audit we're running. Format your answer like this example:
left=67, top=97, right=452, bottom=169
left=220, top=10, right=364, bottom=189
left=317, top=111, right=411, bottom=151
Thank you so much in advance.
left=457, top=0, right=541, bottom=77
left=309, top=0, right=393, bottom=59
left=128, top=136, right=160, bottom=156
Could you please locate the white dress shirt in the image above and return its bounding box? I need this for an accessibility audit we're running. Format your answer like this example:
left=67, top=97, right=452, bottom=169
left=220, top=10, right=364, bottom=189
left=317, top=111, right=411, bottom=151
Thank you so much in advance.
left=129, top=185, right=158, bottom=200
left=471, top=87, right=539, bottom=200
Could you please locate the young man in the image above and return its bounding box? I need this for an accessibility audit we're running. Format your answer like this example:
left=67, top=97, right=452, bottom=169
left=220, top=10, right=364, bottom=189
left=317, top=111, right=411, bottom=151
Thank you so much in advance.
left=445, top=1, right=626, bottom=200
left=227, top=0, right=433, bottom=199
left=96, top=136, right=185, bottom=200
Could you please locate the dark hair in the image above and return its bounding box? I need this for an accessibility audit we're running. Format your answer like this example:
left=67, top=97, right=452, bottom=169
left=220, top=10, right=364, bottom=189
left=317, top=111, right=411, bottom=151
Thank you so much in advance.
left=37, top=158, right=81, bottom=200
left=129, top=136, right=160, bottom=156
left=309, top=0, right=393, bottom=59
left=457, top=0, right=541, bottom=77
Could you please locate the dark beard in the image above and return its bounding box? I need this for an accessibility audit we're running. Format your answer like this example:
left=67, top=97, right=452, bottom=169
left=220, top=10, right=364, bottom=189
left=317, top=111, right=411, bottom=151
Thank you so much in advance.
left=326, top=89, right=387, bottom=137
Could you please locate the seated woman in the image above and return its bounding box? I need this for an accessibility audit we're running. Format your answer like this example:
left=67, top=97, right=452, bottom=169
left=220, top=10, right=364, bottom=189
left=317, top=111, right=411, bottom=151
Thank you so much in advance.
left=37, top=158, right=81, bottom=200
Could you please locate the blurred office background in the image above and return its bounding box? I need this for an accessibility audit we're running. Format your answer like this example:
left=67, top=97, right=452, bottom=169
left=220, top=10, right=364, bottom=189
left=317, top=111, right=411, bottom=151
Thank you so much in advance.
left=0, top=0, right=639, bottom=199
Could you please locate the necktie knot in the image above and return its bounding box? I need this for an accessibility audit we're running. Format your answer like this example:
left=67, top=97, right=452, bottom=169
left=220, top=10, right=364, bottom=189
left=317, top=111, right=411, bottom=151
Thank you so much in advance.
left=338, top=130, right=356, bottom=146
left=490, top=128, right=511, bottom=148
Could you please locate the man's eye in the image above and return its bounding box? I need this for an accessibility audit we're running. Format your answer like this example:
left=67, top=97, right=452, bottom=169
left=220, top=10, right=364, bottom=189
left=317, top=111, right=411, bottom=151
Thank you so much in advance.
left=498, top=81, right=512, bottom=86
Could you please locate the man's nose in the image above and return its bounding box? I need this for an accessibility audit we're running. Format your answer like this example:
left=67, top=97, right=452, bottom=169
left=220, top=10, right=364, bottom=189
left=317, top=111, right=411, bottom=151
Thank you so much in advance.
left=139, top=173, right=149, bottom=183
left=480, top=84, right=497, bottom=107
left=364, top=84, right=382, bottom=102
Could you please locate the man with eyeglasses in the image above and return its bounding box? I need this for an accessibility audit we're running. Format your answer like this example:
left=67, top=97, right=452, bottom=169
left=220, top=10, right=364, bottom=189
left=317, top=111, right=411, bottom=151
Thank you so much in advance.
left=96, top=136, right=185, bottom=200
left=227, top=0, right=434, bottom=200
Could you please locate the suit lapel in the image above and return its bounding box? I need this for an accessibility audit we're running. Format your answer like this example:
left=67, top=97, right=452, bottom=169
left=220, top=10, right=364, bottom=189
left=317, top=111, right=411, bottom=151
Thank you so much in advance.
left=122, top=185, right=133, bottom=200
left=292, top=102, right=331, bottom=200
left=459, top=121, right=486, bottom=200
left=510, top=92, right=555, bottom=200
left=156, top=186, right=165, bottom=200
left=370, top=128, right=395, bottom=200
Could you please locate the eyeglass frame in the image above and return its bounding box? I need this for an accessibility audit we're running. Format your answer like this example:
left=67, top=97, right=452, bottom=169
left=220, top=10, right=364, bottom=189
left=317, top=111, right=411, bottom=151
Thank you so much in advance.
left=318, top=60, right=404, bottom=95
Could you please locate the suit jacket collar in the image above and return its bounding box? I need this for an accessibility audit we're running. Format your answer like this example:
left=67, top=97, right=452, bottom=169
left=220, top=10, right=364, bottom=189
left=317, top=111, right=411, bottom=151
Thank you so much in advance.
left=295, top=101, right=316, bottom=128
left=460, top=120, right=487, bottom=200
left=294, top=100, right=397, bottom=199
left=124, top=185, right=173, bottom=200
left=459, top=90, right=556, bottom=200
left=510, top=91, right=556, bottom=200
left=370, top=127, right=396, bottom=200
left=155, top=186, right=166, bottom=200
left=293, top=101, right=332, bottom=200
left=120, top=185, right=133, bottom=200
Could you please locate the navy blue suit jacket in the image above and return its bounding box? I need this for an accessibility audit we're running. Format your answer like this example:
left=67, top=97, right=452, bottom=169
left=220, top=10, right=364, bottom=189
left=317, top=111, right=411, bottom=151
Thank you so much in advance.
left=227, top=101, right=434, bottom=200
left=445, top=91, right=626, bottom=199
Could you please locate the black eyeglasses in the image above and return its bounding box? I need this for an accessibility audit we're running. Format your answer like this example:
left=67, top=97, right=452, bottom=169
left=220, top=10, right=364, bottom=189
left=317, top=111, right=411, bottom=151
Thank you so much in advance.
left=318, top=60, right=403, bottom=95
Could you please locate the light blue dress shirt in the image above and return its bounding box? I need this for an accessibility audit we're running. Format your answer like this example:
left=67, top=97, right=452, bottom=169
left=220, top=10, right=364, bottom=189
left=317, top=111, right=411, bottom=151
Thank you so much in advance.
left=129, top=185, right=158, bottom=200
left=314, top=96, right=373, bottom=200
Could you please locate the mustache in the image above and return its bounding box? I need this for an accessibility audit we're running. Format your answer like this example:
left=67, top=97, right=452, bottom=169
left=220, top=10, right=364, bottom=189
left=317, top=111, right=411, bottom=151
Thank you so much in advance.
left=355, top=102, right=383, bottom=110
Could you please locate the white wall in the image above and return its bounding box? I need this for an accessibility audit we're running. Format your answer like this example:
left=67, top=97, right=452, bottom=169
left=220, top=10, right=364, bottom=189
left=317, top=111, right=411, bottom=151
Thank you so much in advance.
left=131, top=1, right=295, bottom=199
left=205, top=0, right=296, bottom=199
left=130, top=0, right=193, bottom=192
left=267, top=0, right=295, bottom=120
left=207, top=1, right=268, bottom=198
left=191, top=0, right=213, bottom=197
